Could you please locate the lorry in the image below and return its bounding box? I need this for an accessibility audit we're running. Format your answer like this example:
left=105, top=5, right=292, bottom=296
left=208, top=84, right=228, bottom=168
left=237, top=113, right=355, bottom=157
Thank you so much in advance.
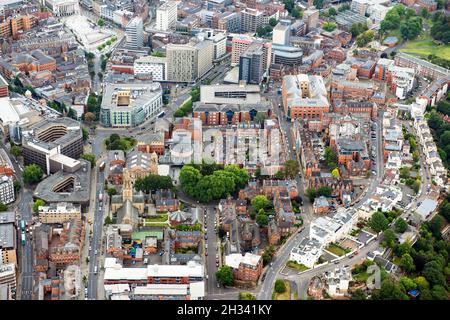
left=98, top=193, right=103, bottom=202
left=99, top=161, right=106, bottom=172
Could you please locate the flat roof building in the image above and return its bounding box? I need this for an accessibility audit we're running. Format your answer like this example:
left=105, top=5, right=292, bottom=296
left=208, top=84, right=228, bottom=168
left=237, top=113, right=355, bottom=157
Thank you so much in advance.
left=21, top=117, right=84, bottom=175
left=100, top=81, right=163, bottom=128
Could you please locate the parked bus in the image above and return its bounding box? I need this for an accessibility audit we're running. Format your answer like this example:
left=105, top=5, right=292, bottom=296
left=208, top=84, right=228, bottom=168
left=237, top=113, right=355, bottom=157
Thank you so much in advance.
left=20, top=220, right=25, bottom=231
left=21, top=232, right=26, bottom=245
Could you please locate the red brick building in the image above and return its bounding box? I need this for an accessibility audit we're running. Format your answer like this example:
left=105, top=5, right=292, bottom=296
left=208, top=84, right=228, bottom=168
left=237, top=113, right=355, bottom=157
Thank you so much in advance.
left=225, top=253, right=263, bottom=283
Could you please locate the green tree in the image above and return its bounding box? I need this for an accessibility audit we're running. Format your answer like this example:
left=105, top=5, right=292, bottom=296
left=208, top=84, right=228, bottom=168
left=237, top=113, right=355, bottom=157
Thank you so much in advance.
left=262, top=245, right=275, bottom=266
left=383, top=229, right=396, bottom=248
left=399, top=167, right=410, bottom=179
left=423, top=261, right=445, bottom=286
left=371, top=278, right=409, bottom=300
left=274, top=279, right=286, bottom=293
left=81, top=153, right=96, bottom=168
left=33, top=199, right=45, bottom=213
left=324, top=147, right=337, bottom=170
left=256, top=26, right=266, bottom=37
left=313, top=0, right=323, bottom=9
left=317, top=186, right=332, bottom=197
left=23, top=164, right=43, bottom=184
left=254, top=111, right=268, bottom=124
left=251, top=195, right=271, bottom=212
left=269, top=18, right=278, bottom=27
left=284, top=160, right=299, bottom=179
left=256, top=213, right=269, bottom=227
left=0, top=202, right=8, bottom=212
left=395, top=218, right=408, bottom=233
left=239, top=292, right=256, bottom=300
left=351, top=288, right=367, bottom=300
left=104, top=216, right=112, bottom=225
left=10, top=145, right=22, bottom=158
left=399, top=277, right=417, bottom=291
left=369, top=211, right=389, bottom=232
left=414, top=276, right=430, bottom=290
left=305, top=188, right=317, bottom=202
left=106, top=187, right=117, bottom=197
left=400, top=253, right=415, bottom=273
left=97, top=19, right=104, bottom=27
left=274, top=170, right=285, bottom=180
left=431, top=285, right=449, bottom=300
left=216, top=266, right=234, bottom=286
left=331, top=168, right=339, bottom=178
left=82, top=127, right=89, bottom=141
left=328, top=7, right=337, bottom=16
left=322, top=21, right=337, bottom=32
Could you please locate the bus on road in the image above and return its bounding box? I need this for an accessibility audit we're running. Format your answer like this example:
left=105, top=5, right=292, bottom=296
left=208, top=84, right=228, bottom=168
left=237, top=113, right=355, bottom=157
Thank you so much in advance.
left=21, top=232, right=26, bottom=245
left=20, top=220, right=25, bottom=231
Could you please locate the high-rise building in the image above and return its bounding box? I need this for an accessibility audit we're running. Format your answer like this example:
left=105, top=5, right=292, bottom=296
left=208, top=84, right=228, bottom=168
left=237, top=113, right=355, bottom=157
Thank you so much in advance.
left=0, top=176, right=14, bottom=205
left=156, top=1, right=177, bottom=31
left=272, top=22, right=290, bottom=45
left=303, top=8, right=319, bottom=33
left=240, top=8, right=263, bottom=33
left=166, top=38, right=214, bottom=83
left=125, top=17, right=144, bottom=49
left=239, top=42, right=264, bottom=85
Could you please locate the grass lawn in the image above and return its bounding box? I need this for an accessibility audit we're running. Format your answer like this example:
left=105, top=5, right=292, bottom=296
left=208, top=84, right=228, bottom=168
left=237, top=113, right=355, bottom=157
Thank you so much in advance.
left=400, top=38, right=450, bottom=60
left=142, top=221, right=169, bottom=227
left=144, top=214, right=168, bottom=223
left=286, top=260, right=310, bottom=272
left=352, top=271, right=370, bottom=283
left=326, top=243, right=346, bottom=256
left=273, top=281, right=291, bottom=300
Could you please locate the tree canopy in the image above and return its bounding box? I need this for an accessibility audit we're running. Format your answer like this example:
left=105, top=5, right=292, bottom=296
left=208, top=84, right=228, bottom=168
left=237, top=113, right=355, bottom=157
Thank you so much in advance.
left=216, top=266, right=234, bottom=286
left=368, top=211, right=389, bottom=232
left=23, top=164, right=43, bottom=184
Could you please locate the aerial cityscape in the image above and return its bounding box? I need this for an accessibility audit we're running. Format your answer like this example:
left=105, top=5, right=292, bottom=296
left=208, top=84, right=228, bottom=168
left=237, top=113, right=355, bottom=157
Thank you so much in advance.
left=1, top=0, right=450, bottom=303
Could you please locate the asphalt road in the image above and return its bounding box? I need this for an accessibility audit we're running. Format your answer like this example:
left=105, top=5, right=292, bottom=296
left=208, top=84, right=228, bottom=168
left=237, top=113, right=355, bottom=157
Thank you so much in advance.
left=19, top=188, right=34, bottom=300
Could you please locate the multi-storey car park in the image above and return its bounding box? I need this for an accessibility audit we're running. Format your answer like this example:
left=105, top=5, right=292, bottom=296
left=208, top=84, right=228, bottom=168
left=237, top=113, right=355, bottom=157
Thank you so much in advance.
left=20, top=117, right=84, bottom=175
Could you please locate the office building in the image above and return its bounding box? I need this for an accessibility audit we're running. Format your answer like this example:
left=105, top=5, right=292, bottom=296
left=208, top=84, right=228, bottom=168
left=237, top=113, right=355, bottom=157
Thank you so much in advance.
left=126, top=17, right=144, bottom=49
left=272, top=22, right=290, bottom=45
left=282, top=74, right=330, bottom=122
left=0, top=176, right=14, bottom=205
left=100, top=80, right=163, bottom=127
left=156, top=1, right=177, bottom=31
left=44, top=0, right=80, bottom=16
left=216, top=12, right=240, bottom=33
left=0, top=212, right=16, bottom=265
left=303, top=8, right=319, bottom=33
left=133, top=56, right=167, bottom=81
left=166, top=38, right=214, bottom=83
left=21, top=118, right=84, bottom=175
left=240, top=8, right=263, bottom=33
left=38, top=202, right=82, bottom=224
left=0, top=263, right=16, bottom=292
left=239, top=42, right=265, bottom=85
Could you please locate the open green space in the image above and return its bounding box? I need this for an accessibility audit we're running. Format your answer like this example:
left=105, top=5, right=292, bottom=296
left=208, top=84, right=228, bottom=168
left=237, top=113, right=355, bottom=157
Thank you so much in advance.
left=144, top=214, right=168, bottom=223
left=272, top=280, right=291, bottom=300
left=286, top=260, right=310, bottom=272
left=400, top=38, right=450, bottom=60
left=326, top=243, right=347, bottom=256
